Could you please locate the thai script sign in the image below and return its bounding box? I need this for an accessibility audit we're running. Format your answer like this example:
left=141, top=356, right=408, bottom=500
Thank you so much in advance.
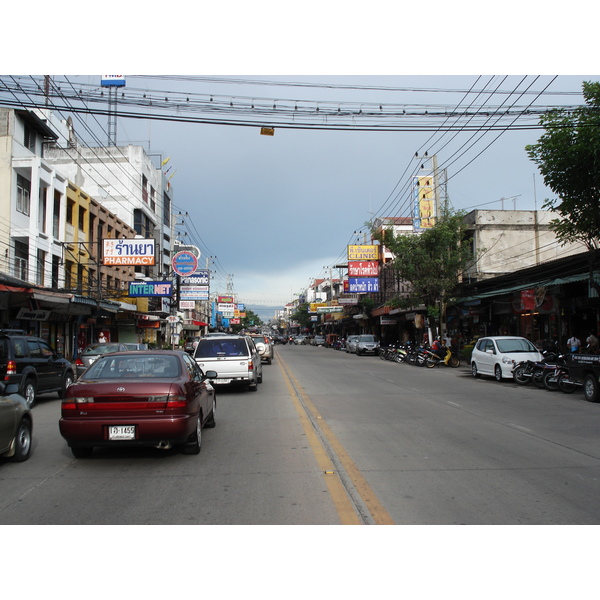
left=316, top=306, right=344, bottom=313
left=103, top=239, right=155, bottom=266
left=218, top=295, right=235, bottom=304
left=172, top=251, right=198, bottom=276
left=128, top=281, right=173, bottom=297
left=348, top=261, right=379, bottom=277
left=348, top=278, right=379, bottom=293
left=347, top=245, right=379, bottom=261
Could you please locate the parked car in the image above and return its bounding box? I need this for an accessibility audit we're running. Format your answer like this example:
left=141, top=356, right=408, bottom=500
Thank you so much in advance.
left=355, top=334, right=380, bottom=356
left=248, top=334, right=274, bottom=364
left=184, top=337, right=201, bottom=354
left=0, top=382, right=32, bottom=462
left=293, top=336, right=307, bottom=345
left=59, top=350, right=217, bottom=458
left=75, top=342, right=129, bottom=378
left=193, top=334, right=263, bottom=391
left=0, top=329, right=76, bottom=408
left=471, top=336, right=542, bottom=381
left=123, top=342, right=149, bottom=351
left=312, top=335, right=326, bottom=346
left=345, top=335, right=360, bottom=353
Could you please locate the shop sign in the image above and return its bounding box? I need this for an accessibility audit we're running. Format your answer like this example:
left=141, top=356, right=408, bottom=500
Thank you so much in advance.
left=347, top=245, right=379, bottom=261
left=179, top=301, right=195, bottom=309
left=348, top=278, right=379, bottom=293
left=103, top=239, right=155, bottom=266
left=16, top=308, right=51, bottom=321
left=381, top=317, right=396, bottom=325
left=348, top=261, right=379, bottom=277
left=181, top=271, right=209, bottom=285
left=128, top=281, right=173, bottom=297
left=218, top=295, right=235, bottom=304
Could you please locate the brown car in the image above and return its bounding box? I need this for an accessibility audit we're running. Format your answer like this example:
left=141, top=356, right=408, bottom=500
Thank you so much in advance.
left=59, top=350, right=217, bottom=458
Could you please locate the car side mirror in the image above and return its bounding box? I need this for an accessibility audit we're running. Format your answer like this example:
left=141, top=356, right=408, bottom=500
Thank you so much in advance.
left=204, top=370, right=218, bottom=380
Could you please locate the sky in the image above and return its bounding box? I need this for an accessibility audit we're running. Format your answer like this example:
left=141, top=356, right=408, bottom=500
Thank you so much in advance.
left=4, top=3, right=600, bottom=323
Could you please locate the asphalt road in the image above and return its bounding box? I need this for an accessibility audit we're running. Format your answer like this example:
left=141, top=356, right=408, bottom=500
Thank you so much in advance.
left=2, top=344, right=600, bottom=526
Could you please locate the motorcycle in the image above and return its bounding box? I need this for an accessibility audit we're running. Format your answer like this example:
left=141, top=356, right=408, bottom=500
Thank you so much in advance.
left=424, top=346, right=460, bottom=368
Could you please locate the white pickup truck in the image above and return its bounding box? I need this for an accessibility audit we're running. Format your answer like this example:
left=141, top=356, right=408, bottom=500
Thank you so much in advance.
left=193, top=335, right=263, bottom=391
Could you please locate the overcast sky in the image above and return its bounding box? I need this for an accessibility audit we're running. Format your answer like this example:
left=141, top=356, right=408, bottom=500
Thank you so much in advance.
left=5, top=3, right=599, bottom=321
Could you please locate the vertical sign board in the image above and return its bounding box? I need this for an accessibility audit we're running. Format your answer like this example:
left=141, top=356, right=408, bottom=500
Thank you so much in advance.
left=347, top=246, right=379, bottom=294
left=413, top=175, right=436, bottom=232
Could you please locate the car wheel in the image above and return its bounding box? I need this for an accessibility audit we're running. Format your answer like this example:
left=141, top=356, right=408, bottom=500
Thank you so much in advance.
left=71, top=446, right=93, bottom=458
left=583, top=374, right=599, bottom=402
left=471, top=362, right=480, bottom=378
left=183, top=417, right=202, bottom=454
left=267, top=357, right=272, bottom=364
left=9, top=418, right=32, bottom=462
left=205, top=395, right=216, bottom=428
left=60, top=371, right=74, bottom=399
left=22, top=378, right=36, bottom=409
left=494, top=364, right=503, bottom=382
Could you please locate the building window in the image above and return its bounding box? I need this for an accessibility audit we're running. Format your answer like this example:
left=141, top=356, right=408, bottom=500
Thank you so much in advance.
left=150, top=186, right=156, bottom=212
left=52, top=255, right=60, bottom=288
left=78, top=206, right=86, bottom=232
left=24, top=124, right=36, bottom=152
left=66, top=199, right=74, bottom=225
left=163, top=193, right=171, bottom=227
left=16, top=174, right=31, bottom=216
left=142, top=175, right=148, bottom=204
left=53, top=190, right=61, bottom=238
left=36, top=249, right=46, bottom=286
left=38, top=187, right=48, bottom=233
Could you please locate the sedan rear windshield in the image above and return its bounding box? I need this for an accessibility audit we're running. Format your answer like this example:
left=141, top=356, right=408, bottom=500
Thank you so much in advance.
left=359, top=335, right=378, bottom=342
left=495, top=338, right=538, bottom=353
left=196, top=339, right=248, bottom=357
left=82, top=343, right=123, bottom=355
left=83, top=355, right=181, bottom=379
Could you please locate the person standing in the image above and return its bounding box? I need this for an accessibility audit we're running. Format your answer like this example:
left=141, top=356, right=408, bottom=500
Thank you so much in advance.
left=586, top=331, right=599, bottom=353
left=567, top=334, right=581, bottom=353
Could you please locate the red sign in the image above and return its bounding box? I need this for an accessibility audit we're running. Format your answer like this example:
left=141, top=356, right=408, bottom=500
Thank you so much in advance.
left=348, top=261, right=379, bottom=277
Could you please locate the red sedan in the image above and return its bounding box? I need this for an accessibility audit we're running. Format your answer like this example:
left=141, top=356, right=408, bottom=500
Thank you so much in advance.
left=59, top=350, right=217, bottom=458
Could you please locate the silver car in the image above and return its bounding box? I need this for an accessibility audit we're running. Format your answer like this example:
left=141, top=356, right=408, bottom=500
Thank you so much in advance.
left=345, top=335, right=360, bottom=353
left=249, top=334, right=274, bottom=365
left=355, top=334, right=380, bottom=356
left=0, top=382, right=32, bottom=462
left=76, top=342, right=129, bottom=378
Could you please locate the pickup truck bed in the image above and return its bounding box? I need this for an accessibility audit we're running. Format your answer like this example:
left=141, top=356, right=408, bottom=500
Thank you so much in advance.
left=567, top=353, right=600, bottom=402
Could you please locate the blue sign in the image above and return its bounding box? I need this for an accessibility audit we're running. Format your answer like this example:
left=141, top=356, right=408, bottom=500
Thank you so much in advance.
left=172, top=251, right=198, bottom=276
left=348, top=278, right=379, bottom=293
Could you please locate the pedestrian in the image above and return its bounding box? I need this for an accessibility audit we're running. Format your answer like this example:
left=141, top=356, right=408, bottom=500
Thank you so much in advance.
left=567, top=334, right=581, bottom=354
left=98, top=331, right=107, bottom=343
left=586, top=331, right=599, bottom=354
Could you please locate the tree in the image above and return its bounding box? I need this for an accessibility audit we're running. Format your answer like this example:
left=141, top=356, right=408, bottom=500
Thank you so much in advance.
left=231, top=309, right=262, bottom=333
left=526, top=81, right=600, bottom=251
left=372, top=210, right=474, bottom=337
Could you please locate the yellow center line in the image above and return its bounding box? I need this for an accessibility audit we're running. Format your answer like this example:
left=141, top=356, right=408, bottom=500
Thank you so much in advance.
left=278, top=353, right=395, bottom=525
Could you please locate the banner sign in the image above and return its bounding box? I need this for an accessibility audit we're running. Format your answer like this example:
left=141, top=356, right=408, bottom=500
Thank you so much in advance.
left=16, top=308, right=51, bottom=321
left=348, top=261, right=379, bottom=277
left=128, top=281, right=173, bottom=297
left=348, top=278, right=379, bottom=293
left=103, top=239, right=155, bottom=266
left=218, top=295, right=235, bottom=304
left=179, top=301, right=195, bottom=309
left=101, top=75, right=126, bottom=87
left=180, top=290, right=209, bottom=300
left=316, top=306, right=344, bottom=313
left=347, top=245, right=379, bottom=261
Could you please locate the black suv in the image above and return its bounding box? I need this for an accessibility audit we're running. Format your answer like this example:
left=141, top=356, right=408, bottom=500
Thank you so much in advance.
left=0, top=330, right=75, bottom=408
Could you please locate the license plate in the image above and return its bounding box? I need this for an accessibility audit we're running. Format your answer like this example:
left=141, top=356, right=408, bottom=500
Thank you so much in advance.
left=108, top=425, right=136, bottom=440
left=217, top=379, right=231, bottom=384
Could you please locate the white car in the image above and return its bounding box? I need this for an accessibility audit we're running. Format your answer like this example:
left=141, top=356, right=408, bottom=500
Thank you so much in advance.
left=471, top=336, right=542, bottom=381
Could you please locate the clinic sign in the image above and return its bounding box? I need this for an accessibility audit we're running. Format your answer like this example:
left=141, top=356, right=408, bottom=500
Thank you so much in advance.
left=103, top=239, right=155, bottom=266
left=347, top=245, right=379, bottom=261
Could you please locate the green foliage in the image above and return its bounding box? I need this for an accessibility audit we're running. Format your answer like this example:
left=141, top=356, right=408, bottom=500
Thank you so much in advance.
left=291, top=303, right=311, bottom=328
left=231, top=309, right=263, bottom=333
left=373, top=210, right=474, bottom=310
left=526, top=81, right=600, bottom=250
